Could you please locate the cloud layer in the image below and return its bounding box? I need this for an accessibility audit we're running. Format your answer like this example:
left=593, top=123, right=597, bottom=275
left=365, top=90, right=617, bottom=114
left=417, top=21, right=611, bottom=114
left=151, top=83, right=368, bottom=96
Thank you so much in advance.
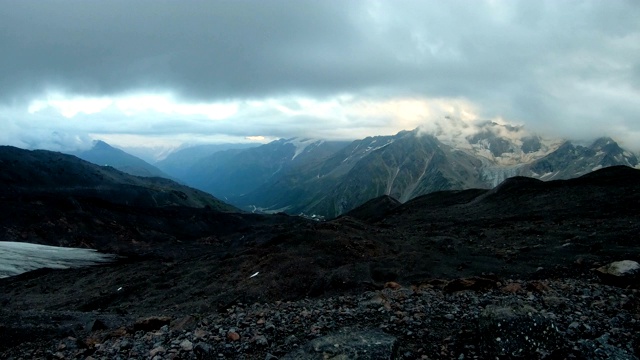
left=1, top=0, right=639, bottom=151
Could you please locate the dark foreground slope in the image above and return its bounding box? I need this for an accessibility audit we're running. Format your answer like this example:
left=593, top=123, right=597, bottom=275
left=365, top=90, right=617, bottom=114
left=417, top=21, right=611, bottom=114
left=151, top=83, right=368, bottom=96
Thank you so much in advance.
left=0, top=146, right=235, bottom=211
left=0, top=146, right=312, bottom=255
left=1, top=165, right=639, bottom=359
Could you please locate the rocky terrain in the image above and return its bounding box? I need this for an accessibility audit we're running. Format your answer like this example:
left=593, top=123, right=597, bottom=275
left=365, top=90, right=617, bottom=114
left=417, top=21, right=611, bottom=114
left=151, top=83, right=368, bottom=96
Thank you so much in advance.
left=0, top=146, right=639, bottom=359
left=2, top=278, right=638, bottom=359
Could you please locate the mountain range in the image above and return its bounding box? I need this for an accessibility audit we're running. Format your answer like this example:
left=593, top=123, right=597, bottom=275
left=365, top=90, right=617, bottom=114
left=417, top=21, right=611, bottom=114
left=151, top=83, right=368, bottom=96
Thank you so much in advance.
left=147, top=122, right=637, bottom=218
left=61, top=121, right=640, bottom=219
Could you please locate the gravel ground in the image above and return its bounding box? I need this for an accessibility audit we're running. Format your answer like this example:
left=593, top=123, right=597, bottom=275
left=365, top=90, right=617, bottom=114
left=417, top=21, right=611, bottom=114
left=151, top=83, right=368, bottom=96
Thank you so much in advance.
left=3, top=276, right=638, bottom=359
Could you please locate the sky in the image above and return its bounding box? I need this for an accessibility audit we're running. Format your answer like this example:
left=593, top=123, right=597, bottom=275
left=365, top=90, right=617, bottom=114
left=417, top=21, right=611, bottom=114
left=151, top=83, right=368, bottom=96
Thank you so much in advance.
left=1, top=0, right=639, bottom=154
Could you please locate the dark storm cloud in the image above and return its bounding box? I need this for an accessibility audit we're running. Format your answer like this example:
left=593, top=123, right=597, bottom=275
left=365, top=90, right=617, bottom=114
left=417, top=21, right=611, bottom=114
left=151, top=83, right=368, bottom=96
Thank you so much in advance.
left=1, top=0, right=640, bottom=148
left=2, top=1, right=634, bottom=103
left=0, top=0, right=388, bottom=101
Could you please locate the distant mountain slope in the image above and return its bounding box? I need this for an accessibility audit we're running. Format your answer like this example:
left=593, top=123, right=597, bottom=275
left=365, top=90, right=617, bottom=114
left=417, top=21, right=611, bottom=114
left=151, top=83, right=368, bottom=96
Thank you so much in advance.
left=0, top=146, right=237, bottom=211
left=240, top=131, right=489, bottom=218
left=68, top=140, right=170, bottom=178
left=156, top=143, right=260, bottom=180
left=181, top=138, right=350, bottom=201
left=275, top=132, right=634, bottom=217
left=152, top=120, right=638, bottom=219
left=522, top=137, right=639, bottom=181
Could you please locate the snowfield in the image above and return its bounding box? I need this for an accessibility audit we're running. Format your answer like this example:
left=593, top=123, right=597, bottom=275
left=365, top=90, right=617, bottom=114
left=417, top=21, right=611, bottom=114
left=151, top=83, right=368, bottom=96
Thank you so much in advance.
left=0, top=241, right=117, bottom=278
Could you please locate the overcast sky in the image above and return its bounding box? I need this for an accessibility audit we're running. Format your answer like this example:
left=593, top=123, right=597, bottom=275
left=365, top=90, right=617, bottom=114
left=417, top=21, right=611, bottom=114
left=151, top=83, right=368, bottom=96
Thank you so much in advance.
left=1, top=0, right=639, bottom=153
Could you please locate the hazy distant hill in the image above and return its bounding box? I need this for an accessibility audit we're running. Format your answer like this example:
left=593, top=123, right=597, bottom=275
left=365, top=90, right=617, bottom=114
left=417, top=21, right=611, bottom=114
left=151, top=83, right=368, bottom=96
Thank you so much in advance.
left=176, top=138, right=350, bottom=202
left=68, top=140, right=170, bottom=178
left=156, top=143, right=259, bottom=180
left=0, top=145, right=237, bottom=211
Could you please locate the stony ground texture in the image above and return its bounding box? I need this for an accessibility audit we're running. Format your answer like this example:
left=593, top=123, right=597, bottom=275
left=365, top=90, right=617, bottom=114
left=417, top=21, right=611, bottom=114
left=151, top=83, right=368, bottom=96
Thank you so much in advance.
left=2, top=166, right=640, bottom=359
left=3, top=277, right=638, bottom=359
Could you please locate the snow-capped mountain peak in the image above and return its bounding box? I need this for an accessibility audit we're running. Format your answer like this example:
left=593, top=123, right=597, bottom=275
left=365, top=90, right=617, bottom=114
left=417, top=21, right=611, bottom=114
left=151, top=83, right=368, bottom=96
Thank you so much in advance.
left=417, top=117, right=564, bottom=166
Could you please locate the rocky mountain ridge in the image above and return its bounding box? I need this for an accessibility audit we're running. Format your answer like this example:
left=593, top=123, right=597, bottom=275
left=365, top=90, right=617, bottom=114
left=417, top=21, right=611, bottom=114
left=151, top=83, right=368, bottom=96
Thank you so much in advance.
left=62, top=123, right=639, bottom=219
left=223, top=128, right=638, bottom=218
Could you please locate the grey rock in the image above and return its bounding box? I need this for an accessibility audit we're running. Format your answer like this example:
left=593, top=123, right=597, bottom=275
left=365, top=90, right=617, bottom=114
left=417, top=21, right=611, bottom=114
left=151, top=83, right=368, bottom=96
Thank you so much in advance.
left=568, top=321, right=581, bottom=329
left=194, top=342, right=215, bottom=360
left=180, top=339, right=193, bottom=351
left=595, top=260, right=640, bottom=288
left=119, top=338, right=132, bottom=350
left=282, top=328, right=397, bottom=360
left=149, top=346, right=166, bottom=357
left=596, top=261, right=640, bottom=277
left=254, top=335, right=268, bottom=346
left=285, top=335, right=298, bottom=346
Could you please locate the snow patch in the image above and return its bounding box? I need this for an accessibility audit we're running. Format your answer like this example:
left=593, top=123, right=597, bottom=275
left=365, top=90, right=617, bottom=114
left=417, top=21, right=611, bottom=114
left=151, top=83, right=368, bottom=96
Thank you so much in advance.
left=0, top=242, right=117, bottom=278
left=286, top=138, right=323, bottom=160
left=418, top=118, right=564, bottom=166
left=248, top=204, right=291, bottom=214
left=342, top=139, right=394, bottom=163
left=366, top=140, right=394, bottom=153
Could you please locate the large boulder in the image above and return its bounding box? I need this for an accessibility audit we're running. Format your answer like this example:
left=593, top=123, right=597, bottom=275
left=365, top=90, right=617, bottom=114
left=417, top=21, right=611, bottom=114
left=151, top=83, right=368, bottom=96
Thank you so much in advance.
left=478, top=303, right=564, bottom=358
left=282, top=328, right=397, bottom=360
left=594, top=260, right=640, bottom=288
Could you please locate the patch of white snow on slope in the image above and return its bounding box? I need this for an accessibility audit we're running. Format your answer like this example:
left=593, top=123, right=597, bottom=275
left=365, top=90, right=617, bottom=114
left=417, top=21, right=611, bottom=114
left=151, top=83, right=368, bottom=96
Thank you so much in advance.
left=287, top=138, right=323, bottom=160
left=0, top=242, right=117, bottom=278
